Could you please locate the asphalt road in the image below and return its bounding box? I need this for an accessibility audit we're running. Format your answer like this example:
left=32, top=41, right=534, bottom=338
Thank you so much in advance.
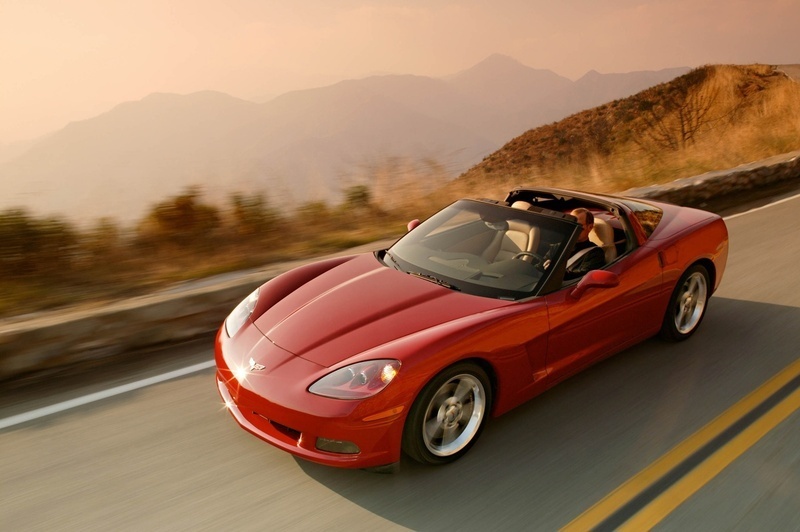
left=2, top=193, right=800, bottom=531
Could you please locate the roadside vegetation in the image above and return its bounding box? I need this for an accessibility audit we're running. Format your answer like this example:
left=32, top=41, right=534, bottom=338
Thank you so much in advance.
left=0, top=160, right=448, bottom=319
left=2, top=64, right=798, bottom=319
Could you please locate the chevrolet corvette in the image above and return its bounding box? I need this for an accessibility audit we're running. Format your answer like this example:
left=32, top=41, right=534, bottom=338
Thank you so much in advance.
left=215, top=187, right=728, bottom=471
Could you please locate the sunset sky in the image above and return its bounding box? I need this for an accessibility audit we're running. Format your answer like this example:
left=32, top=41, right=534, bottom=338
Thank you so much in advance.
left=2, top=0, right=798, bottom=144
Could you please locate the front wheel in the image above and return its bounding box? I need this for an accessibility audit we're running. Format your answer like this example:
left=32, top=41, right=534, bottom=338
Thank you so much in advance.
left=660, top=264, right=710, bottom=341
left=402, top=363, right=491, bottom=465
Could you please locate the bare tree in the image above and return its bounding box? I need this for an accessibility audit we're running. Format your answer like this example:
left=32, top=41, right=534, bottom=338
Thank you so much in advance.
left=633, top=68, right=719, bottom=153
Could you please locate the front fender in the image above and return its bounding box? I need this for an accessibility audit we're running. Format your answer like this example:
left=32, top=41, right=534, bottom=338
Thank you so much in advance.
left=343, top=302, right=548, bottom=419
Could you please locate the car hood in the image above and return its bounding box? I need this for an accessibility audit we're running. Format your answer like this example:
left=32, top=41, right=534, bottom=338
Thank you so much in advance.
left=252, top=254, right=506, bottom=367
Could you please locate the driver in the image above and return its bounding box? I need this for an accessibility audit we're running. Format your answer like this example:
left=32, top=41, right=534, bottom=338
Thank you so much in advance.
left=563, top=208, right=605, bottom=279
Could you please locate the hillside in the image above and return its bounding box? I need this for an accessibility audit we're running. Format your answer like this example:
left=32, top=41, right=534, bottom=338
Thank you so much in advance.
left=454, top=64, right=800, bottom=200
left=0, top=55, right=687, bottom=223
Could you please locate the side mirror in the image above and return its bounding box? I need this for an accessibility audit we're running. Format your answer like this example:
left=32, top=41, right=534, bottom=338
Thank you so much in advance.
left=569, top=270, right=619, bottom=299
left=407, top=219, right=421, bottom=232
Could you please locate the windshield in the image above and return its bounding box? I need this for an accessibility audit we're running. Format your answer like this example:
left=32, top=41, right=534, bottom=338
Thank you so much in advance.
left=386, top=200, right=578, bottom=300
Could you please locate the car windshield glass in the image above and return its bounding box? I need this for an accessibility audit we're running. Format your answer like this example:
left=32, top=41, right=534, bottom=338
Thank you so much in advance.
left=386, top=200, right=577, bottom=300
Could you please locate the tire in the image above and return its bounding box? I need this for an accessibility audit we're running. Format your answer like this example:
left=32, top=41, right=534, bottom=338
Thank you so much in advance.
left=402, top=362, right=491, bottom=465
left=659, top=264, right=710, bottom=342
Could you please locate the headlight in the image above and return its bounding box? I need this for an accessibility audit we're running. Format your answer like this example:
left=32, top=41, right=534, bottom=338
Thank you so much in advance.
left=309, top=360, right=401, bottom=399
left=224, top=288, right=260, bottom=337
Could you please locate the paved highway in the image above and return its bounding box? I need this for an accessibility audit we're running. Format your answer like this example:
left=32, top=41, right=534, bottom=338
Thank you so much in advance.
left=2, top=193, right=800, bottom=530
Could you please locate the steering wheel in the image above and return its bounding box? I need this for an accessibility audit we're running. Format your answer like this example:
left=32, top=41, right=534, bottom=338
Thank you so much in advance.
left=512, top=251, right=544, bottom=265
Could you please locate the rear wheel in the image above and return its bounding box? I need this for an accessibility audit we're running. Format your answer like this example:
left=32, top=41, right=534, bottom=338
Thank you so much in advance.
left=660, top=264, right=709, bottom=341
left=402, top=363, right=491, bottom=465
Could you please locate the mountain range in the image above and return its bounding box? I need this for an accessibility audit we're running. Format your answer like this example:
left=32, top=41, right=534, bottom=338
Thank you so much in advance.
left=0, top=54, right=688, bottom=222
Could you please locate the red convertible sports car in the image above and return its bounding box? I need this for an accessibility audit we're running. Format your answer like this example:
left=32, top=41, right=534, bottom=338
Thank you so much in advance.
left=215, top=187, right=728, bottom=471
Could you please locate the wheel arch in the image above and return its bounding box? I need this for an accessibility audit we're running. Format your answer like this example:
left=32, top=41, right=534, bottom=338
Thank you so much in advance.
left=692, top=257, right=716, bottom=294
left=406, top=355, right=499, bottom=411
left=459, top=356, right=498, bottom=406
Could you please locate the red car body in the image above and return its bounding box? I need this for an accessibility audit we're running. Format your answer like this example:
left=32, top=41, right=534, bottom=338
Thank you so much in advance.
left=215, top=187, right=728, bottom=470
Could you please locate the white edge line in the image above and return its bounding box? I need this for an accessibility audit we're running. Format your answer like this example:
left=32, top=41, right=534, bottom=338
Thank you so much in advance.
left=0, top=360, right=215, bottom=430
left=4, top=190, right=800, bottom=430
left=723, top=191, right=800, bottom=220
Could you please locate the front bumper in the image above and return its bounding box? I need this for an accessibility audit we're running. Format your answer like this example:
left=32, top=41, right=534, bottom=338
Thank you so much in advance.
left=215, top=327, right=407, bottom=469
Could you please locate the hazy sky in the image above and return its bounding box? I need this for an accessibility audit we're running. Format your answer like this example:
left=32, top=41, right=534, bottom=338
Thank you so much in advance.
left=2, top=0, right=798, bottom=144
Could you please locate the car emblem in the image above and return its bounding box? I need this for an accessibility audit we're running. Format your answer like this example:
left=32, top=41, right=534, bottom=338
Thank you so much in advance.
left=248, top=357, right=266, bottom=371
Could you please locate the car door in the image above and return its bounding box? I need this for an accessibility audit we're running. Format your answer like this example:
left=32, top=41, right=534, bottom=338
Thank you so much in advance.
left=543, top=242, right=665, bottom=381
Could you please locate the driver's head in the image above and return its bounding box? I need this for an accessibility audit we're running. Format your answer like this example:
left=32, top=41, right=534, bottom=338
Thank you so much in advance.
left=571, top=208, right=594, bottom=242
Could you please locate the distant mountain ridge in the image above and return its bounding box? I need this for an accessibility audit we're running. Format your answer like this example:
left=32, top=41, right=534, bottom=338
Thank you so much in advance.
left=0, top=54, right=689, bottom=222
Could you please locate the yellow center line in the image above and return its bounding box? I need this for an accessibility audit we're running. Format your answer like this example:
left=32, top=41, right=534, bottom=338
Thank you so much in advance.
left=562, top=358, right=800, bottom=531
left=620, top=386, right=800, bottom=530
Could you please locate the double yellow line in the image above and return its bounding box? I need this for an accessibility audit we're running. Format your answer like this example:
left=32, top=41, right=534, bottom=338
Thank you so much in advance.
left=563, top=358, right=800, bottom=531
